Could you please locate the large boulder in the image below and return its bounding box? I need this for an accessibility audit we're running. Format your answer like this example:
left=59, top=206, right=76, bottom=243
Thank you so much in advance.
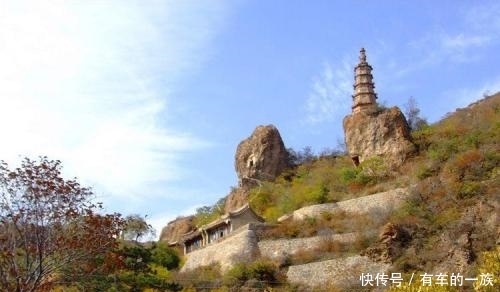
left=235, top=125, right=289, bottom=183
left=159, top=216, right=195, bottom=244
left=225, top=125, right=289, bottom=212
left=343, top=107, right=416, bottom=166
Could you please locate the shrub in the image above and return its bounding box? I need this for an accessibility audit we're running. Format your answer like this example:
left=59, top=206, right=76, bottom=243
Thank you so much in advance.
left=224, top=263, right=249, bottom=286
left=416, top=164, right=437, bottom=180
left=474, top=246, right=500, bottom=291
left=457, top=181, right=483, bottom=199
left=175, top=264, right=222, bottom=290
left=248, top=260, right=278, bottom=282
left=341, top=167, right=360, bottom=183
left=224, top=260, right=278, bottom=287
left=151, top=242, right=181, bottom=270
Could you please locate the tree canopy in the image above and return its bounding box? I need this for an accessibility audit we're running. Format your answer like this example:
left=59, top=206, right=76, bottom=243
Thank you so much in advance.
left=121, top=214, right=155, bottom=242
left=0, top=157, right=124, bottom=292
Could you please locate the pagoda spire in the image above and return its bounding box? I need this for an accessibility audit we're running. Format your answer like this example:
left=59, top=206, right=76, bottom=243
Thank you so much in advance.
left=352, top=48, right=377, bottom=114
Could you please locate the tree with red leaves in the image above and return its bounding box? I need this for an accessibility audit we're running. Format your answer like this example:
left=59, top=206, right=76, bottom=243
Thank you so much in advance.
left=0, top=157, right=124, bottom=292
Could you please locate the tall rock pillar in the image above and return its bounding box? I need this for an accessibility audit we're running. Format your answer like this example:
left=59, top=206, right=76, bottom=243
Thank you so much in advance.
left=225, top=125, right=289, bottom=212
left=343, top=48, right=415, bottom=167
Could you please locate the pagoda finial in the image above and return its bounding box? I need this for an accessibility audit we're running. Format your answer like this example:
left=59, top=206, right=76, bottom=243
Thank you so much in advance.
left=359, top=47, right=367, bottom=63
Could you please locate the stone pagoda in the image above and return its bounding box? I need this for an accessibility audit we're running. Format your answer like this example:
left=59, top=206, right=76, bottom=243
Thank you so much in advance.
left=352, top=48, right=377, bottom=114
left=343, top=48, right=415, bottom=167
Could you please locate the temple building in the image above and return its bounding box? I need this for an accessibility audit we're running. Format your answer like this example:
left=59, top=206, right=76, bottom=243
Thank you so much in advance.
left=352, top=48, right=378, bottom=114
left=181, top=204, right=265, bottom=255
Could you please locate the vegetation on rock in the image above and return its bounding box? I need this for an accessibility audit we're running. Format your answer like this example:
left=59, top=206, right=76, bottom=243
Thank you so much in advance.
left=1, top=93, right=498, bottom=291
left=184, top=93, right=499, bottom=291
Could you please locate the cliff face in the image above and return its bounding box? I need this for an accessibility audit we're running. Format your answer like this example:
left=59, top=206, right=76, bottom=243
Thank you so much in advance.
left=234, top=125, right=289, bottom=184
left=159, top=216, right=195, bottom=244
left=343, top=107, right=415, bottom=166
left=225, top=125, right=289, bottom=212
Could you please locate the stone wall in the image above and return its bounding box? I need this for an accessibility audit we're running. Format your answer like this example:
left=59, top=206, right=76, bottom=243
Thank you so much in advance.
left=287, top=255, right=391, bottom=289
left=180, top=189, right=409, bottom=273
left=258, top=233, right=357, bottom=260
left=181, top=224, right=260, bottom=273
left=291, top=188, right=408, bottom=221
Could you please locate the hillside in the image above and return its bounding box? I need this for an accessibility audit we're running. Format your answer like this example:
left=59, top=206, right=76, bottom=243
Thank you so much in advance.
left=172, top=93, right=500, bottom=291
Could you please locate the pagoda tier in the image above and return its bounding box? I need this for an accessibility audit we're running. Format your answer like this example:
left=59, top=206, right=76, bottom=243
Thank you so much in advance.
left=352, top=48, right=377, bottom=114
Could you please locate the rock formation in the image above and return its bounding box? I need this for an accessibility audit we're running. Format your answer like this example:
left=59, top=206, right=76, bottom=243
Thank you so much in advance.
left=159, top=216, right=195, bottom=244
left=225, top=125, right=289, bottom=212
left=224, top=186, right=252, bottom=215
left=234, top=125, right=289, bottom=184
left=361, top=222, right=411, bottom=263
left=343, top=48, right=415, bottom=166
left=343, top=107, right=416, bottom=166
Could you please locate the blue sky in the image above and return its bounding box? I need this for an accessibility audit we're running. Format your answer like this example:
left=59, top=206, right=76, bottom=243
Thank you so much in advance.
left=1, top=0, right=499, bottom=237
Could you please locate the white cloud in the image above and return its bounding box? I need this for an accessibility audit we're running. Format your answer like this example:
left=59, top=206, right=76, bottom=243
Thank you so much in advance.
left=442, top=34, right=492, bottom=50
left=0, top=1, right=228, bottom=202
left=394, top=2, right=500, bottom=78
left=439, top=33, right=493, bottom=63
left=304, top=61, right=352, bottom=124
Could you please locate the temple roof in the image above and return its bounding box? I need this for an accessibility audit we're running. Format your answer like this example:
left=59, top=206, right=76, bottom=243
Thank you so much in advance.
left=180, top=204, right=264, bottom=243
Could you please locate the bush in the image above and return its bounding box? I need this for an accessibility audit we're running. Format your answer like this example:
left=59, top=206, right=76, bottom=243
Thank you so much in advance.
left=248, top=260, right=277, bottom=282
left=224, top=260, right=278, bottom=287
left=457, top=181, right=483, bottom=199
left=474, top=246, right=500, bottom=291
left=224, top=263, right=249, bottom=286
left=151, top=242, right=180, bottom=270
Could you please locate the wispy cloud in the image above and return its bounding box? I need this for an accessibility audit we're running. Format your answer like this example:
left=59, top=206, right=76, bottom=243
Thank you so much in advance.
left=304, top=60, right=352, bottom=124
left=392, top=2, right=500, bottom=78
left=442, top=34, right=492, bottom=50
left=0, top=1, right=229, bottom=204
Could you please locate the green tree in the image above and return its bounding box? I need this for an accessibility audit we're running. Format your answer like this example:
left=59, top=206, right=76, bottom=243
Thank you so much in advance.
left=121, top=214, right=155, bottom=242
left=116, top=244, right=182, bottom=292
left=151, top=242, right=180, bottom=270
left=194, top=197, right=226, bottom=226
left=0, top=157, right=124, bottom=292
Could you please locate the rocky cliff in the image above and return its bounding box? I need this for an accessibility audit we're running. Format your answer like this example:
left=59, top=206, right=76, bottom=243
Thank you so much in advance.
left=225, top=125, right=289, bottom=212
left=343, top=106, right=415, bottom=166
left=160, top=125, right=289, bottom=241
left=159, top=216, right=195, bottom=244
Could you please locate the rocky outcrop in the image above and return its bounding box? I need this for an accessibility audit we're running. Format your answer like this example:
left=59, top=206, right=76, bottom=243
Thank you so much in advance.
left=159, top=216, right=195, bottom=244
left=361, top=222, right=411, bottom=263
left=431, top=200, right=499, bottom=274
left=235, top=125, right=289, bottom=183
left=343, top=107, right=416, bottom=166
left=224, top=185, right=253, bottom=215
left=225, top=125, right=289, bottom=212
